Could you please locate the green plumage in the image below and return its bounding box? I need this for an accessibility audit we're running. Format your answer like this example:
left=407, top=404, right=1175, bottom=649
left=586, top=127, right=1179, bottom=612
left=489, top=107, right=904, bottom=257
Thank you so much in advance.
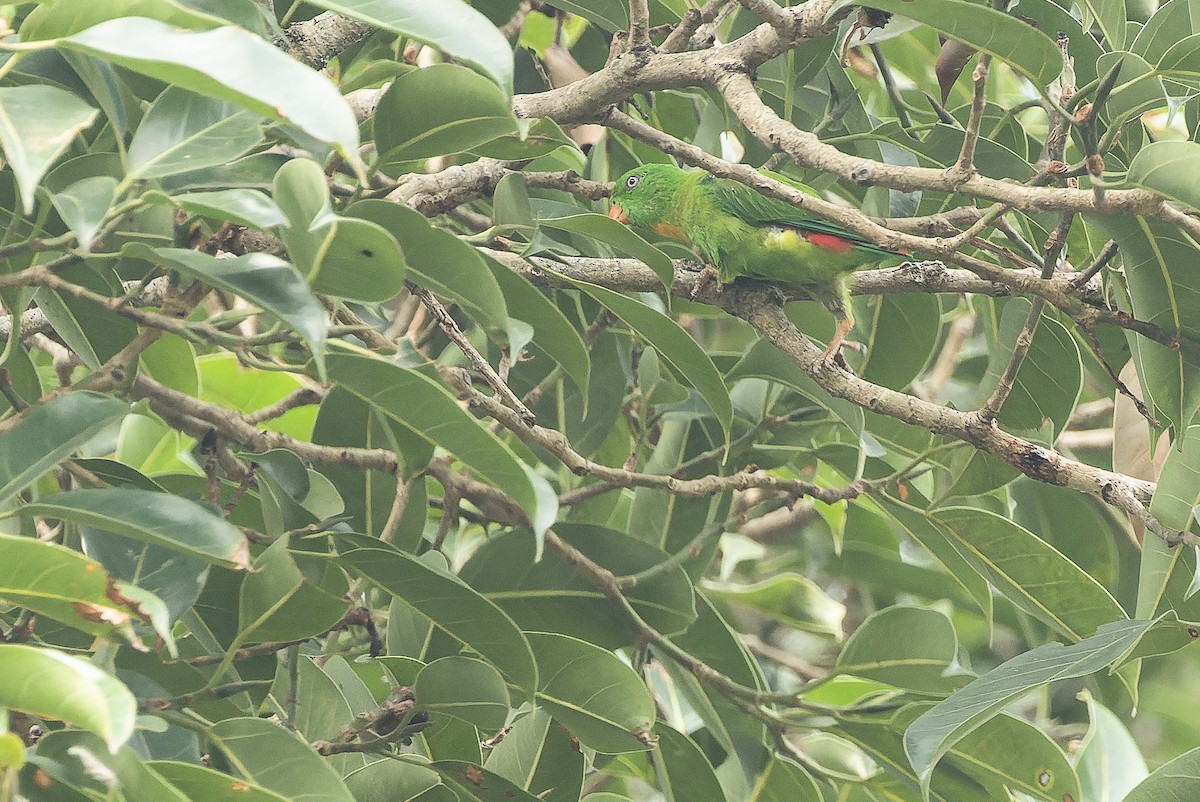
left=609, top=163, right=907, bottom=361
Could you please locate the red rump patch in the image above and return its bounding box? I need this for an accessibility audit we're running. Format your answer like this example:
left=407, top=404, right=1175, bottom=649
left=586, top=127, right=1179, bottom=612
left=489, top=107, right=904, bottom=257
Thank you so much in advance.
left=806, top=233, right=855, bottom=253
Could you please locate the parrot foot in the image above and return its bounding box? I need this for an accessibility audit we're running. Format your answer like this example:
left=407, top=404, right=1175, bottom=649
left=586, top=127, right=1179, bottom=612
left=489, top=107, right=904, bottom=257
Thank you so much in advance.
left=813, top=317, right=857, bottom=372
left=691, top=266, right=721, bottom=300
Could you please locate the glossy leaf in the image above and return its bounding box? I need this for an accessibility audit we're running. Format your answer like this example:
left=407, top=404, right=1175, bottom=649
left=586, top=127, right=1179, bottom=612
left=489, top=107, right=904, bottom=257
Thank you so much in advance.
left=166, top=189, right=287, bottom=230
left=827, top=0, right=1064, bottom=87
left=375, top=63, right=517, bottom=168
left=0, top=391, right=128, bottom=503
left=1123, top=745, right=1200, bottom=801
left=51, top=176, right=117, bottom=251
left=132, top=245, right=328, bottom=373
left=836, top=606, right=968, bottom=695
left=0, top=85, right=97, bottom=213
left=904, top=617, right=1187, bottom=795
left=460, top=524, right=696, bottom=648
left=560, top=276, right=732, bottom=442
left=933, top=507, right=1124, bottom=641
left=326, top=352, right=555, bottom=536
left=305, top=0, right=514, bottom=90
left=207, top=717, right=355, bottom=802
left=704, top=573, right=846, bottom=640
left=58, top=18, right=358, bottom=158
left=127, top=87, right=263, bottom=179
left=526, top=631, right=655, bottom=754
left=1075, top=692, right=1148, bottom=802
left=484, top=708, right=584, bottom=802
left=336, top=546, right=538, bottom=695
left=415, top=655, right=512, bottom=732
left=0, top=644, right=135, bottom=751
left=539, top=213, right=676, bottom=290
left=238, top=538, right=350, bottom=643
left=150, top=762, right=291, bottom=802
left=19, top=488, right=251, bottom=569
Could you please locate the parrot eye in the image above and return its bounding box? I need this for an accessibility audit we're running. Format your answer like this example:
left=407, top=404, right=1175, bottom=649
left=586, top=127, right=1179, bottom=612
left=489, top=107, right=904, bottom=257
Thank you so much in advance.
left=625, top=174, right=641, bottom=190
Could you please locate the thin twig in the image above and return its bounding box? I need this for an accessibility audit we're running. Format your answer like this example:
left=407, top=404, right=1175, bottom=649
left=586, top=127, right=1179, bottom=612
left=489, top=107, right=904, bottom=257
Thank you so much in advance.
left=869, top=44, right=913, bottom=132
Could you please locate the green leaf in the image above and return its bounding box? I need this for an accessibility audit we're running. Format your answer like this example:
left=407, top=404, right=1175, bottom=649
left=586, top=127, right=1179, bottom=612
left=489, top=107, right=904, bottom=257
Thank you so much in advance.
left=150, top=762, right=291, bottom=802
left=538, top=213, right=676, bottom=291
left=654, top=722, right=727, bottom=802
left=460, top=524, right=697, bottom=649
left=208, top=717, right=355, bottom=802
left=703, top=573, right=845, bottom=640
left=977, top=299, right=1082, bottom=438
left=1128, top=140, right=1200, bottom=211
left=18, top=0, right=226, bottom=39
left=484, top=708, right=584, bottom=801
left=326, top=352, right=555, bottom=536
left=0, top=391, right=128, bottom=503
left=164, top=189, right=286, bottom=230
left=336, top=546, right=538, bottom=695
left=0, top=644, right=135, bottom=751
left=131, top=245, right=328, bottom=375
left=239, top=538, right=351, bottom=643
left=1122, top=745, right=1200, bottom=801
left=828, top=0, right=1064, bottom=87
left=1078, top=0, right=1127, bottom=51
left=489, top=262, right=590, bottom=396
left=415, top=655, right=512, bottom=732
left=946, top=712, right=1081, bottom=802
left=375, top=63, right=517, bottom=169
left=1075, top=693, right=1148, bottom=802
left=51, top=176, right=117, bottom=252
left=0, top=85, right=97, bottom=213
left=312, top=217, right=408, bottom=302
left=1088, top=214, right=1200, bottom=432
left=0, top=533, right=170, bottom=646
left=748, top=754, right=823, bottom=801
left=835, top=606, right=969, bottom=695
left=903, top=617, right=1186, bottom=796
left=525, top=632, right=655, bottom=754
left=19, top=488, right=251, bottom=569
left=933, top=507, right=1124, bottom=641
left=127, top=87, right=263, bottom=180
left=557, top=276, right=732, bottom=443
left=304, top=0, right=514, bottom=90
left=346, top=200, right=511, bottom=338
left=726, top=337, right=864, bottom=437
left=344, top=759, right=456, bottom=802
left=432, top=761, right=542, bottom=801
left=1150, top=425, right=1200, bottom=533
left=57, top=18, right=358, bottom=159
left=856, top=293, right=940, bottom=391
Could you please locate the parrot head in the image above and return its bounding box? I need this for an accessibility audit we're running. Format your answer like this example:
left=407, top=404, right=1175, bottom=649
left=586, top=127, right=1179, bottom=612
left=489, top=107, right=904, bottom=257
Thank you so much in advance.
left=608, top=163, right=688, bottom=233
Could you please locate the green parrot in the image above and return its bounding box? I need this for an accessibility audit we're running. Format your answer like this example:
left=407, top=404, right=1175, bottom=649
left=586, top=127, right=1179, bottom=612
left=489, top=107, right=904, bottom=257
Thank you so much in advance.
left=608, top=163, right=907, bottom=364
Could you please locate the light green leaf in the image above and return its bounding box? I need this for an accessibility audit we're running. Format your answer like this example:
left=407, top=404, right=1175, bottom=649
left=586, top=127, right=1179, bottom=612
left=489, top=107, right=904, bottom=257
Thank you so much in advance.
left=539, top=213, right=676, bottom=291
left=335, top=546, right=538, bottom=695
left=933, top=507, right=1124, bottom=641
left=0, top=85, right=97, bottom=213
left=58, top=18, right=358, bottom=158
left=1128, top=140, right=1200, bottom=211
left=51, top=176, right=117, bottom=252
left=828, top=0, right=1064, bottom=87
left=304, top=0, right=514, bottom=90
left=208, top=717, right=355, bottom=802
left=326, top=351, right=555, bottom=534
left=0, top=644, right=135, bottom=752
left=239, top=538, right=351, bottom=643
left=1150, top=425, right=1200, bottom=533
left=127, top=87, right=263, bottom=180
left=0, top=392, right=128, bottom=504
left=903, top=617, right=1187, bottom=797
left=160, top=188, right=287, bottom=230
left=704, top=573, right=845, bottom=640
left=836, top=606, right=969, bottom=695
left=526, top=632, right=655, bottom=754
left=19, top=488, right=251, bottom=569
left=1122, top=745, right=1200, bottom=801
left=415, top=656, right=512, bottom=732
left=1075, top=693, right=1148, bottom=802
left=150, top=762, right=291, bottom=802
left=375, top=63, right=517, bottom=169
left=131, top=245, right=328, bottom=375
left=557, top=276, right=732, bottom=443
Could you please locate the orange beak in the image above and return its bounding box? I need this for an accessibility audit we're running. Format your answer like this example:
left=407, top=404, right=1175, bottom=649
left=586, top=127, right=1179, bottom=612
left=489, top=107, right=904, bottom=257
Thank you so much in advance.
left=608, top=204, right=629, bottom=225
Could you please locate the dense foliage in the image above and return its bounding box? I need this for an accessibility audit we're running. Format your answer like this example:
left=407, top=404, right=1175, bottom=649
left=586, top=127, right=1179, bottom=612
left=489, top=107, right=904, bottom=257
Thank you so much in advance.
left=3, top=0, right=1200, bottom=800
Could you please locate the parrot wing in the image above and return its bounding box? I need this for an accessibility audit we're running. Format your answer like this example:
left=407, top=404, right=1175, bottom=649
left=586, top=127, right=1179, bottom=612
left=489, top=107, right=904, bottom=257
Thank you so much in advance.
left=700, top=173, right=902, bottom=259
